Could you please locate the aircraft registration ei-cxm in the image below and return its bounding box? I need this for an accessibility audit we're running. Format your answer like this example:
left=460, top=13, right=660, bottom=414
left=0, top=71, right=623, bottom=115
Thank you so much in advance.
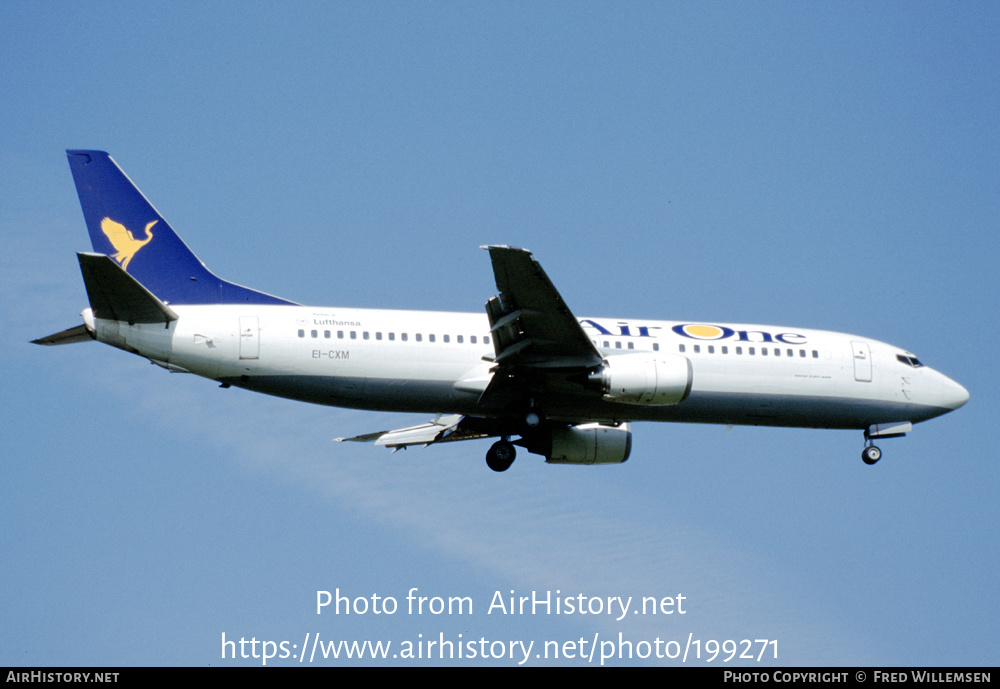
left=35, top=150, right=969, bottom=471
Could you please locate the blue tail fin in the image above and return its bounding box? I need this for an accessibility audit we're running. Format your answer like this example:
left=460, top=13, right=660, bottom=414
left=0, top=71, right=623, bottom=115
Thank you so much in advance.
left=66, top=150, right=295, bottom=305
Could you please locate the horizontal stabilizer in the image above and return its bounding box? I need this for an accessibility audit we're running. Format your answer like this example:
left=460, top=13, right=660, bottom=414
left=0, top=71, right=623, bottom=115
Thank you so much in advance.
left=32, top=323, right=94, bottom=346
left=78, top=252, right=179, bottom=324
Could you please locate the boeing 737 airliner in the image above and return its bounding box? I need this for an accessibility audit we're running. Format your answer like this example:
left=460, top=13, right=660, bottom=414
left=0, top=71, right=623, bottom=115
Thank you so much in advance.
left=35, top=151, right=969, bottom=471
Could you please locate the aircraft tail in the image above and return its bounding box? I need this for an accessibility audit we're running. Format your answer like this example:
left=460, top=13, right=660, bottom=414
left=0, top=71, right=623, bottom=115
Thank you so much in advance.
left=76, top=252, right=179, bottom=324
left=66, top=150, right=294, bottom=306
left=33, top=252, right=180, bottom=346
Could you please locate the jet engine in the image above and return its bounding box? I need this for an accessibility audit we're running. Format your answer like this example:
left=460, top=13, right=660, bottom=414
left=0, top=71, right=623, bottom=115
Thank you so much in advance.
left=589, top=353, right=692, bottom=405
left=545, top=422, right=632, bottom=465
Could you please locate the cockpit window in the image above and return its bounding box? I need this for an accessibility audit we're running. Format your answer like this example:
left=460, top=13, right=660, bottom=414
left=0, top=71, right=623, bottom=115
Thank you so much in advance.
left=896, top=354, right=925, bottom=368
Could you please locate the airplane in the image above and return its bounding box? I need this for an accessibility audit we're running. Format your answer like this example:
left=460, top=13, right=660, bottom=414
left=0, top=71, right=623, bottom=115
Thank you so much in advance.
left=35, top=150, right=969, bottom=472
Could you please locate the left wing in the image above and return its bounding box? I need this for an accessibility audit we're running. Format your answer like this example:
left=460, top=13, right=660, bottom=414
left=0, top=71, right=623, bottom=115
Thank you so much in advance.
left=340, top=247, right=608, bottom=450
left=482, top=245, right=602, bottom=369
left=477, top=245, right=605, bottom=411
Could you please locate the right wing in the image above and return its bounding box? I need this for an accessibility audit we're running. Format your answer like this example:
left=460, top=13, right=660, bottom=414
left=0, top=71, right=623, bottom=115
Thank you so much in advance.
left=334, top=414, right=492, bottom=450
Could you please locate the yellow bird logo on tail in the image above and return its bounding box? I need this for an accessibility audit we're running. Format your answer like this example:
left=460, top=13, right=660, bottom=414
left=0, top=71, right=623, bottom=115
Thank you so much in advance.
left=100, top=217, right=157, bottom=271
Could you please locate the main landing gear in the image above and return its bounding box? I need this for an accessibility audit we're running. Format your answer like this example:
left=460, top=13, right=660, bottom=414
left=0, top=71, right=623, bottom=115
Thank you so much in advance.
left=862, top=443, right=882, bottom=465
left=485, top=405, right=541, bottom=472
left=486, top=439, right=516, bottom=472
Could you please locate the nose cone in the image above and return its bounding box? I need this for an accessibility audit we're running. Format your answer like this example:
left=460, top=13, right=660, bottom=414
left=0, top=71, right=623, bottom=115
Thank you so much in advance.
left=938, top=374, right=970, bottom=411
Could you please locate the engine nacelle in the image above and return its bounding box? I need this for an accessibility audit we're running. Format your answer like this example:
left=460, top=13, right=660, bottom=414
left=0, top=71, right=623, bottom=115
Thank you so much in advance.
left=545, top=422, right=632, bottom=465
left=590, top=353, right=693, bottom=405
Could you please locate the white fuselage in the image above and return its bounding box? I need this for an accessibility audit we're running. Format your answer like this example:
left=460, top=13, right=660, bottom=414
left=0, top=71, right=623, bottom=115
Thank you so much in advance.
left=86, top=304, right=969, bottom=431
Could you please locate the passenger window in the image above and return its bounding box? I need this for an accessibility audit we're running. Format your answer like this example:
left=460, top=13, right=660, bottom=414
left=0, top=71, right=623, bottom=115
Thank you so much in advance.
left=708, top=345, right=715, bottom=354
left=415, top=334, right=422, bottom=342
left=324, top=330, right=331, bottom=339
left=471, top=336, right=477, bottom=344
left=653, top=343, right=659, bottom=351
left=388, top=332, right=395, bottom=341
left=429, top=334, right=435, bottom=343
left=311, top=330, right=318, bottom=338
left=457, top=335, right=463, bottom=343
left=297, top=329, right=304, bottom=338
left=376, top=332, right=382, bottom=341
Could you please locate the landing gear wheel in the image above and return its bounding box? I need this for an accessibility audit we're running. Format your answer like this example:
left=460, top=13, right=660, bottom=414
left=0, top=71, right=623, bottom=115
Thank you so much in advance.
left=862, top=445, right=882, bottom=465
left=486, top=441, right=516, bottom=472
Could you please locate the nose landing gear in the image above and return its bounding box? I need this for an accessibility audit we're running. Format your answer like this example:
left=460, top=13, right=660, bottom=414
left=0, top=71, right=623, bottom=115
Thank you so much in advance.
left=862, top=443, right=882, bottom=465
left=861, top=422, right=911, bottom=465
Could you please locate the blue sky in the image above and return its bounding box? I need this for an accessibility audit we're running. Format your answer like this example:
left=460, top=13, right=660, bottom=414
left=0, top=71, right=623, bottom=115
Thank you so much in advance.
left=2, top=2, right=997, bottom=666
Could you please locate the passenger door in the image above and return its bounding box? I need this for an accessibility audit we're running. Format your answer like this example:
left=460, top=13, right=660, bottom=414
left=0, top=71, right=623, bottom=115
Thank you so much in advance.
left=851, top=341, right=872, bottom=382
left=239, top=316, right=260, bottom=360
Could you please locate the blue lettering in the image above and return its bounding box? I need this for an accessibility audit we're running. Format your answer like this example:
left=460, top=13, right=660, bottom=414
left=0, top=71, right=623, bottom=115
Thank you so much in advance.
left=672, top=323, right=807, bottom=345
left=736, top=330, right=774, bottom=343
left=580, top=319, right=612, bottom=336
left=775, top=333, right=807, bottom=344
left=581, top=320, right=662, bottom=337
left=672, top=324, right=736, bottom=340
left=583, top=320, right=806, bottom=344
